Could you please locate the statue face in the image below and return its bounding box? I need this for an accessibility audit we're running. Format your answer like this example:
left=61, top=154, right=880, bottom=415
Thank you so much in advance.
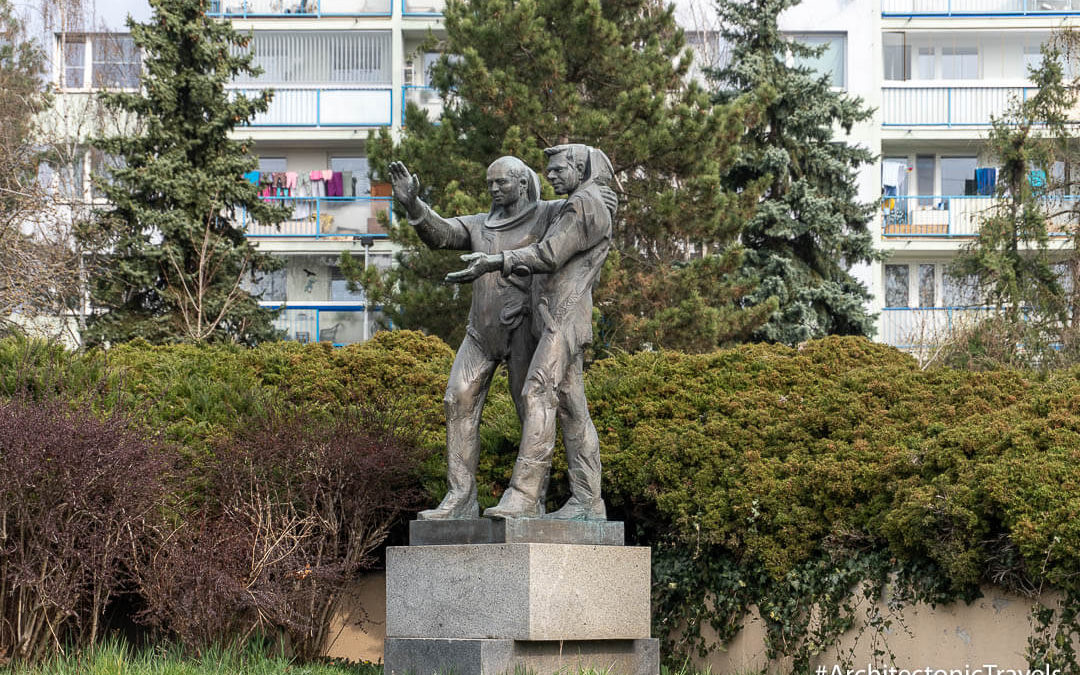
left=545, top=153, right=580, bottom=195
left=487, top=162, right=524, bottom=207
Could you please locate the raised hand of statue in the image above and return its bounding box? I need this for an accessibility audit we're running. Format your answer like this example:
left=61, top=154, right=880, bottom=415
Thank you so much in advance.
left=389, top=161, right=421, bottom=216
left=445, top=251, right=503, bottom=284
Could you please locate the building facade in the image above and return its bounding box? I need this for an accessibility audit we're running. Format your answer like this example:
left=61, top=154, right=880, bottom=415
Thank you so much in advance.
left=49, top=0, right=1078, bottom=348
left=776, top=0, right=1079, bottom=351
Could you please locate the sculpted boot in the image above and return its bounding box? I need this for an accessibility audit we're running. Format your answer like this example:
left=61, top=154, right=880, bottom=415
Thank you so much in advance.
left=544, top=468, right=606, bottom=520
left=417, top=485, right=479, bottom=520
left=483, top=458, right=546, bottom=519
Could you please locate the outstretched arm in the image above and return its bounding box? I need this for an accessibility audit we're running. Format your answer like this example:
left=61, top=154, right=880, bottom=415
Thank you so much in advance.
left=389, top=161, right=470, bottom=250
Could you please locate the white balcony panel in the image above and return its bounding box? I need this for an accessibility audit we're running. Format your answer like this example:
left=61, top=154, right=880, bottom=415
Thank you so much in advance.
left=233, top=31, right=392, bottom=86
left=881, top=308, right=995, bottom=349
left=883, top=87, right=1029, bottom=126
left=884, top=0, right=1080, bottom=13
left=404, top=0, right=444, bottom=13
left=321, top=0, right=391, bottom=12
left=322, top=89, right=392, bottom=125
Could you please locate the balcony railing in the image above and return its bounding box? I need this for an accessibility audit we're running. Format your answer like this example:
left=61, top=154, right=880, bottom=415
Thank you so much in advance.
left=402, top=0, right=444, bottom=14
left=262, top=304, right=384, bottom=346
left=401, top=86, right=444, bottom=125
left=883, top=0, right=1080, bottom=16
left=881, top=307, right=997, bottom=349
left=882, top=195, right=1077, bottom=237
left=208, top=0, right=391, bottom=16
left=230, top=88, right=393, bottom=127
left=882, top=86, right=1035, bottom=127
left=242, top=196, right=394, bottom=238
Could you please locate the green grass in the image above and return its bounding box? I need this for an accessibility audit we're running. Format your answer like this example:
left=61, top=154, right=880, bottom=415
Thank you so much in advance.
left=2, top=640, right=380, bottom=675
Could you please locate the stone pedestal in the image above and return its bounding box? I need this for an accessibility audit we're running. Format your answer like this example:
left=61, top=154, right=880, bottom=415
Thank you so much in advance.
left=384, top=522, right=659, bottom=675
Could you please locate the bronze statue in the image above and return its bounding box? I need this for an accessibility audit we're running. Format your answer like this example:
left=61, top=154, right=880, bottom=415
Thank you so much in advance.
left=446, top=145, right=614, bottom=521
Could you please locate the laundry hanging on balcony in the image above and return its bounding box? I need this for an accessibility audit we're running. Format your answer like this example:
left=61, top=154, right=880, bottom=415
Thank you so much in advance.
left=975, top=168, right=996, bottom=196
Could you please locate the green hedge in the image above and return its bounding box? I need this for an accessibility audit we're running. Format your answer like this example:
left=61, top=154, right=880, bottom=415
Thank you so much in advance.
left=4, top=332, right=1080, bottom=670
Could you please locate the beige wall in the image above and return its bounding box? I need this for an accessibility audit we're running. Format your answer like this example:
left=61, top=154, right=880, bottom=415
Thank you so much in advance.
left=327, top=575, right=1064, bottom=673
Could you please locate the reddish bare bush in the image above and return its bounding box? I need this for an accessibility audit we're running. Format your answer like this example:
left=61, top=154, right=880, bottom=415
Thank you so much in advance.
left=0, top=396, right=167, bottom=665
left=135, top=405, right=427, bottom=658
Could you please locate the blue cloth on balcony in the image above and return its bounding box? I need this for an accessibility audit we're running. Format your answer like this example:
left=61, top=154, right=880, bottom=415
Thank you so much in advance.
left=1029, top=169, right=1047, bottom=189
left=975, top=168, right=996, bottom=196
left=243, top=170, right=259, bottom=185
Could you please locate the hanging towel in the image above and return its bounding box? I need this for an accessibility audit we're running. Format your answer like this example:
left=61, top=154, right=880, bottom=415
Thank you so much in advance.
left=975, top=168, right=997, bottom=196
left=342, top=171, right=353, bottom=197
left=882, top=161, right=904, bottom=189
left=1029, top=169, right=1047, bottom=188
left=243, top=170, right=260, bottom=185
left=310, top=170, right=323, bottom=181
left=285, top=172, right=298, bottom=191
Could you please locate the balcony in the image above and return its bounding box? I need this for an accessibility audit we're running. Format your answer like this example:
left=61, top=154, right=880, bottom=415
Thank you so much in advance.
left=883, top=0, right=1080, bottom=16
left=402, top=0, right=444, bottom=14
left=263, top=304, right=383, bottom=345
left=231, top=87, right=394, bottom=127
left=242, top=196, right=393, bottom=238
left=882, top=86, right=1035, bottom=127
left=881, top=195, right=1076, bottom=238
left=208, top=0, right=391, bottom=17
left=401, top=86, right=444, bottom=125
left=881, top=307, right=996, bottom=349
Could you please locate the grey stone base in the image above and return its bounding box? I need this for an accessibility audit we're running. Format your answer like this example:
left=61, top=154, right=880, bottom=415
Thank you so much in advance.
left=409, top=519, right=624, bottom=546
left=387, top=544, right=651, bottom=640
left=383, top=637, right=659, bottom=675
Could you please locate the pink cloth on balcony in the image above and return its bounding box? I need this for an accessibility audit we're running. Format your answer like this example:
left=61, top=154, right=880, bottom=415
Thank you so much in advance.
left=310, top=170, right=323, bottom=181
left=285, top=172, right=298, bottom=191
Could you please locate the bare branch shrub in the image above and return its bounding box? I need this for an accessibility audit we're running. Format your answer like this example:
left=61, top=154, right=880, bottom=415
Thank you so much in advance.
left=0, top=396, right=167, bottom=665
left=135, top=405, right=428, bottom=658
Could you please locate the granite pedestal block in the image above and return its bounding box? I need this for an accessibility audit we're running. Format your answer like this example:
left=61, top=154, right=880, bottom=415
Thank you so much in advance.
left=383, top=637, right=660, bottom=675
left=409, top=518, right=624, bottom=546
left=386, top=543, right=651, bottom=641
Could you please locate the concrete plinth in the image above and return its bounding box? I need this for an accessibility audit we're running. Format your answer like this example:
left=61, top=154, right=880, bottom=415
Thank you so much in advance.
left=383, top=637, right=660, bottom=675
left=386, top=543, right=651, bottom=641
left=409, top=518, right=624, bottom=546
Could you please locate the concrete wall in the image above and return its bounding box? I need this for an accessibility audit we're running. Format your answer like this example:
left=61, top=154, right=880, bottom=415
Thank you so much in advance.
left=328, top=573, right=1062, bottom=673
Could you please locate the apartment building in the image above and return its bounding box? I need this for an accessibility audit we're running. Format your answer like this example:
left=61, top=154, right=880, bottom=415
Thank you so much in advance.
left=49, top=0, right=447, bottom=345
left=774, top=0, right=1080, bottom=350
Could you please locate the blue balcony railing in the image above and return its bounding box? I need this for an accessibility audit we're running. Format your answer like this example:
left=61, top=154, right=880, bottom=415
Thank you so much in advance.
left=882, top=86, right=1036, bottom=127
left=261, top=304, right=385, bottom=346
left=881, top=194, right=1076, bottom=238
left=208, top=0, right=391, bottom=17
left=401, top=85, right=444, bottom=125
left=242, top=196, right=394, bottom=238
left=884, top=0, right=1080, bottom=16
left=230, top=87, right=394, bottom=127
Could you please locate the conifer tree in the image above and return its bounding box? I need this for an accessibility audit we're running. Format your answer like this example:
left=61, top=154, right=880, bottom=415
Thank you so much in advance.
left=83, top=0, right=286, bottom=345
left=361, top=0, right=773, bottom=352
left=713, top=0, right=879, bottom=345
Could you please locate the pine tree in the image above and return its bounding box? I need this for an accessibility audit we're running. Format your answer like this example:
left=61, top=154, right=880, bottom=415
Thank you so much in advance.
left=946, top=37, right=1077, bottom=367
left=713, top=0, right=879, bottom=345
left=361, top=0, right=773, bottom=352
left=82, top=0, right=286, bottom=346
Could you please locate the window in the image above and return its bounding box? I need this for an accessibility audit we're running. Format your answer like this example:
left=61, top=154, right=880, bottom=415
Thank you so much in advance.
left=886, top=264, right=910, bottom=308
left=258, top=157, right=287, bottom=173
left=91, top=35, right=140, bottom=89
left=330, top=157, right=370, bottom=196
left=422, top=52, right=440, bottom=86
left=90, top=149, right=125, bottom=200
left=792, top=34, right=845, bottom=88
left=943, top=272, right=981, bottom=307
left=916, top=155, right=935, bottom=206
left=1025, top=45, right=1043, bottom=78
left=250, top=268, right=287, bottom=302
left=918, top=264, right=936, bottom=308
left=330, top=266, right=365, bottom=302
left=38, top=155, right=84, bottom=200
left=883, top=33, right=910, bottom=82
left=941, top=46, right=978, bottom=80
left=940, top=157, right=977, bottom=197
left=916, top=47, right=934, bottom=80
left=63, top=39, right=86, bottom=88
